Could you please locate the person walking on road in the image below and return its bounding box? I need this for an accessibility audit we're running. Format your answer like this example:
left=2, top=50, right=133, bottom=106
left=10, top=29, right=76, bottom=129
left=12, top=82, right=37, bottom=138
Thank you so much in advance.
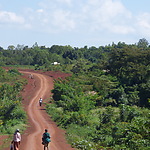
left=12, top=129, right=21, bottom=150
left=39, top=97, right=43, bottom=106
left=42, top=129, right=51, bottom=150
left=28, top=74, right=34, bottom=79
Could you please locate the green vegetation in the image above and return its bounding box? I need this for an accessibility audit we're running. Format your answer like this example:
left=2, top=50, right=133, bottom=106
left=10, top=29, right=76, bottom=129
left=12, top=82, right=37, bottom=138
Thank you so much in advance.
left=47, top=75, right=150, bottom=150
left=0, top=68, right=27, bottom=134
left=0, top=38, right=150, bottom=149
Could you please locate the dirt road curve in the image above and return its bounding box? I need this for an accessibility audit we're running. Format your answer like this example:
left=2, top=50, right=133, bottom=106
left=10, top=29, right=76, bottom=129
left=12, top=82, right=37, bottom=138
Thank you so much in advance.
left=19, top=71, right=75, bottom=150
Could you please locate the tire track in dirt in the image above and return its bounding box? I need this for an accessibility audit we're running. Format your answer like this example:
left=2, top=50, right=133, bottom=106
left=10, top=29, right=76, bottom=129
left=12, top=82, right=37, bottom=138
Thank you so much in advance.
left=20, top=71, right=75, bottom=150
left=22, top=72, right=47, bottom=150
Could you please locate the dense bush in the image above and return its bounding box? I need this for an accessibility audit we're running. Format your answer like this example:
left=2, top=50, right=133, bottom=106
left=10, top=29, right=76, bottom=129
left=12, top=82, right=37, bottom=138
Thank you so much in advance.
left=0, top=68, right=27, bottom=134
left=0, top=39, right=150, bottom=149
left=46, top=69, right=150, bottom=149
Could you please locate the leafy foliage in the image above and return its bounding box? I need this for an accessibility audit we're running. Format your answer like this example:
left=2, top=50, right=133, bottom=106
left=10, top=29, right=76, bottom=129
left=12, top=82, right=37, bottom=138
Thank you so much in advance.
left=47, top=72, right=150, bottom=149
left=0, top=68, right=27, bottom=134
left=0, top=39, right=150, bottom=149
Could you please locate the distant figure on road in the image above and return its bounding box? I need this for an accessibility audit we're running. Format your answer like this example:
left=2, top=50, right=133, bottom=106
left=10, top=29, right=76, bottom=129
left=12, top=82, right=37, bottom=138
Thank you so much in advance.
left=28, top=74, right=34, bottom=79
left=39, top=98, right=43, bottom=106
left=12, top=129, right=21, bottom=150
left=42, top=129, right=51, bottom=150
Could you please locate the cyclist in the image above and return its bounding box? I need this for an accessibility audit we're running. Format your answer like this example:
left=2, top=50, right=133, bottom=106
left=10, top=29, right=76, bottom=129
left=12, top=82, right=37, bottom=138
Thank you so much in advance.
left=42, top=129, right=51, bottom=150
left=39, top=98, right=43, bottom=106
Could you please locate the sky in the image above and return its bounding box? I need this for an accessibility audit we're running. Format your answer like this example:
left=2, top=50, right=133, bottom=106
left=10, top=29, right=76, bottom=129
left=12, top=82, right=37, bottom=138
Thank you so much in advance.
left=0, top=0, right=150, bottom=49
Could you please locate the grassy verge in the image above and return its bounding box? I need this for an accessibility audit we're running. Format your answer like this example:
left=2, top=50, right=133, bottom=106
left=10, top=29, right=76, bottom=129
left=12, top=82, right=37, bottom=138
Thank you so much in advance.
left=0, top=67, right=28, bottom=149
left=46, top=103, right=150, bottom=150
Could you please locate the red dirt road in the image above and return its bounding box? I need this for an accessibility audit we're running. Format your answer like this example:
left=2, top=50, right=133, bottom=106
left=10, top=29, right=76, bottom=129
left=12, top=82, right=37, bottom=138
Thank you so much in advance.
left=17, top=71, right=75, bottom=150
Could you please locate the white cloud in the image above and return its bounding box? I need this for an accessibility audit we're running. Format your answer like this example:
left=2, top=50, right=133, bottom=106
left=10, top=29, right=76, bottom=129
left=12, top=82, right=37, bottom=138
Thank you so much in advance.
left=56, top=0, right=72, bottom=5
left=37, top=9, right=44, bottom=13
left=52, top=9, right=75, bottom=31
left=81, top=0, right=134, bottom=34
left=32, top=0, right=134, bottom=35
left=2, top=0, right=130, bottom=35
left=137, top=13, right=150, bottom=36
left=20, top=0, right=76, bottom=32
left=0, top=0, right=148, bottom=39
left=109, top=25, right=135, bottom=34
left=0, top=11, right=25, bottom=24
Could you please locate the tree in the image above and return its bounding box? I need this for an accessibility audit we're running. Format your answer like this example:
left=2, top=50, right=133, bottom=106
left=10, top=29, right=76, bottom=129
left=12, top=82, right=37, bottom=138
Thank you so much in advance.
left=107, top=46, right=149, bottom=85
left=0, top=46, right=3, bottom=51
left=32, top=42, right=39, bottom=48
left=33, top=51, right=49, bottom=65
left=137, top=38, right=149, bottom=49
left=15, top=44, right=25, bottom=50
left=7, top=45, right=15, bottom=50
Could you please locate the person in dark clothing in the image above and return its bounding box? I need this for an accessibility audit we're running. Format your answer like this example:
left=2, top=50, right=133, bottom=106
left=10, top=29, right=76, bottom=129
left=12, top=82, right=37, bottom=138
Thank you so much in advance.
left=39, top=98, right=43, bottom=106
left=42, top=129, right=51, bottom=150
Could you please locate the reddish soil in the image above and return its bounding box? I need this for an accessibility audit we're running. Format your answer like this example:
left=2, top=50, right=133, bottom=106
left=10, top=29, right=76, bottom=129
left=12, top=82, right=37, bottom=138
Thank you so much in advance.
left=1, top=69, right=75, bottom=150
